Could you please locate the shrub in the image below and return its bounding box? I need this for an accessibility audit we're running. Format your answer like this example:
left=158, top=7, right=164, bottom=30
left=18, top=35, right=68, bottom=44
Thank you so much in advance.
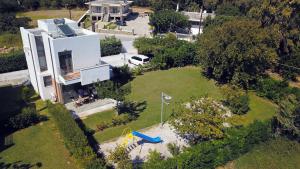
left=221, top=85, right=249, bottom=115
left=108, top=145, right=132, bottom=169
left=133, top=35, right=198, bottom=69
left=150, top=10, right=190, bottom=33
left=0, top=50, right=27, bottom=73
left=47, top=103, right=104, bottom=168
left=100, top=36, right=122, bottom=57
left=254, top=77, right=300, bottom=103
left=167, top=143, right=180, bottom=156
left=96, top=121, right=110, bottom=131
left=95, top=80, right=131, bottom=101
left=111, top=114, right=131, bottom=126
left=143, top=150, right=165, bottom=169
left=7, top=107, right=44, bottom=129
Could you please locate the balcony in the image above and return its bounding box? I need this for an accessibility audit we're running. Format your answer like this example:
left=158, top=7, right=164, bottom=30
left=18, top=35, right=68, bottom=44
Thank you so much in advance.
left=59, top=62, right=110, bottom=86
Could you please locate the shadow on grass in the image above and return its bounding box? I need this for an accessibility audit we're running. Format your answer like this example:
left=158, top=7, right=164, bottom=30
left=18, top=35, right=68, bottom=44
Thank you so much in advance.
left=0, top=157, right=43, bottom=169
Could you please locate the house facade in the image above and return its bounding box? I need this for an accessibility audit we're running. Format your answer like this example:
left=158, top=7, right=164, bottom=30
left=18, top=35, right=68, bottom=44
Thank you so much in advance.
left=182, top=11, right=215, bottom=35
left=86, top=0, right=133, bottom=22
left=20, top=18, right=110, bottom=103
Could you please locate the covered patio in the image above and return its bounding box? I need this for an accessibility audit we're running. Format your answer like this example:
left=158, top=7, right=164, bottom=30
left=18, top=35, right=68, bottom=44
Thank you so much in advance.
left=62, top=82, right=117, bottom=118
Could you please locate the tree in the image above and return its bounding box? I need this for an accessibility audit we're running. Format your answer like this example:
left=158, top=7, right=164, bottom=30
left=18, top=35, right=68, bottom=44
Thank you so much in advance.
left=248, top=0, right=300, bottom=80
left=170, top=97, right=231, bottom=144
left=150, top=10, right=190, bottom=33
left=100, top=36, right=122, bottom=57
left=274, top=94, right=300, bottom=139
left=143, top=150, right=165, bottom=169
left=197, top=18, right=280, bottom=88
left=221, top=85, right=249, bottom=115
left=108, top=145, right=132, bottom=169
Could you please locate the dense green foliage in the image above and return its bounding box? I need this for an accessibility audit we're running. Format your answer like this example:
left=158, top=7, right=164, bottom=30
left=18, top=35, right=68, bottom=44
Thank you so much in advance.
left=0, top=50, right=27, bottom=73
left=0, top=86, right=24, bottom=131
left=150, top=10, right=190, bottom=33
left=198, top=18, right=280, bottom=88
left=143, top=120, right=272, bottom=169
left=248, top=0, right=300, bottom=80
left=134, top=34, right=198, bottom=69
left=273, top=95, right=300, bottom=140
left=108, top=145, right=132, bottom=169
left=221, top=85, right=249, bottom=115
left=170, top=97, right=230, bottom=144
left=100, top=36, right=122, bottom=57
left=95, top=80, right=131, bottom=101
left=47, top=103, right=105, bottom=168
left=255, top=77, right=300, bottom=103
left=0, top=13, right=30, bottom=34
left=6, top=107, right=45, bottom=129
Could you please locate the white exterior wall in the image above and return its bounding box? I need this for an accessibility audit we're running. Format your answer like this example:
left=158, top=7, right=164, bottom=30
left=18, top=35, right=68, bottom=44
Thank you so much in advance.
left=80, top=64, right=110, bottom=85
left=49, top=34, right=101, bottom=81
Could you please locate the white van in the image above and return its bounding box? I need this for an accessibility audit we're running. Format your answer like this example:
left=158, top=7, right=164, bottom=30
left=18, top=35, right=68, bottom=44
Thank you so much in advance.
left=128, top=55, right=150, bottom=65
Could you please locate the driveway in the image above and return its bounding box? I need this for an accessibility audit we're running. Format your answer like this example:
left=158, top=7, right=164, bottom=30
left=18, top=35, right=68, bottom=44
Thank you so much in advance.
left=101, top=53, right=139, bottom=68
left=0, top=69, right=29, bottom=86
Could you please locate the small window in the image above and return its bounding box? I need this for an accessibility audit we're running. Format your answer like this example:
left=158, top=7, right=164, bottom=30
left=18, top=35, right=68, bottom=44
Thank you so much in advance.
left=43, top=76, right=52, bottom=87
left=143, top=58, right=149, bottom=62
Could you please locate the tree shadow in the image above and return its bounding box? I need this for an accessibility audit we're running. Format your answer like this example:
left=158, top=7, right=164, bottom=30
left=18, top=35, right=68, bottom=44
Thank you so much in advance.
left=0, top=157, right=42, bottom=169
left=116, top=101, right=147, bottom=119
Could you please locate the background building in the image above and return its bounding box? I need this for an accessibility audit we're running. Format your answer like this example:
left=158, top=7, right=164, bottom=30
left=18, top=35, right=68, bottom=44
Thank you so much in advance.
left=86, top=0, right=133, bottom=22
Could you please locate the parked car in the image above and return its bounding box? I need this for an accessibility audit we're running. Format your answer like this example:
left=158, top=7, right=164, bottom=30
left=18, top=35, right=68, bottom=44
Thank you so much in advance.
left=128, top=55, right=150, bottom=65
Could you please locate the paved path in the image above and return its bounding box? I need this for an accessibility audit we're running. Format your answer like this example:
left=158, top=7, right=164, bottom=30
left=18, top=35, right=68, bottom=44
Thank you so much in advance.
left=0, top=69, right=29, bottom=86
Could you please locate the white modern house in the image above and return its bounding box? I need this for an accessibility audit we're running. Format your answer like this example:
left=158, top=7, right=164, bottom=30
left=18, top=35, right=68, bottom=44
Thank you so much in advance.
left=20, top=18, right=110, bottom=103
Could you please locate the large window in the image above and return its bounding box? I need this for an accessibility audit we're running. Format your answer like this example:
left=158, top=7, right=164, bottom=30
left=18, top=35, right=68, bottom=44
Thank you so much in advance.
left=58, top=51, right=73, bottom=75
left=35, top=36, right=48, bottom=72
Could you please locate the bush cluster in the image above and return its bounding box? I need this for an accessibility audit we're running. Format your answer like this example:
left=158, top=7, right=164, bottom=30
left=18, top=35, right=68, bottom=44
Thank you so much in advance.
left=134, top=34, right=198, bottom=70
left=100, top=36, right=122, bottom=57
left=221, top=85, right=249, bottom=115
left=0, top=50, right=27, bottom=73
left=7, top=107, right=45, bottom=130
left=143, top=120, right=272, bottom=169
left=95, top=80, right=131, bottom=101
left=255, top=77, right=300, bottom=103
left=47, top=103, right=105, bottom=168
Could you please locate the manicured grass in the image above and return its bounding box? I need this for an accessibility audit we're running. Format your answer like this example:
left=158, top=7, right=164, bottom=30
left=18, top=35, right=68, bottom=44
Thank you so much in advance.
left=92, top=67, right=277, bottom=142
left=238, top=93, right=277, bottom=125
left=82, top=109, right=115, bottom=130
left=17, top=9, right=86, bottom=27
left=233, top=137, right=300, bottom=169
left=0, top=99, right=79, bottom=169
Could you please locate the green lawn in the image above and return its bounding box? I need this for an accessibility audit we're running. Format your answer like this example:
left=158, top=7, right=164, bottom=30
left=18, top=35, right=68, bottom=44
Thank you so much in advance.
left=82, top=109, right=115, bottom=130
left=91, top=67, right=277, bottom=142
left=233, top=137, right=300, bottom=169
left=0, top=100, right=79, bottom=169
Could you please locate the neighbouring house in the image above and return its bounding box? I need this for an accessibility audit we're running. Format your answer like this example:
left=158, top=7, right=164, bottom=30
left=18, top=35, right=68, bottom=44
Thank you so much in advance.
left=86, top=0, right=133, bottom=22
left=182, top=11, right=215, bottom=35
left=20, top=18, right=110, bottom=104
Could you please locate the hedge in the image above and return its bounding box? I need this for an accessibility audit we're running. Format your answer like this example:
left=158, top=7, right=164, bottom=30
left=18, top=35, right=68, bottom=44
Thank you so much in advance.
left=0, top=50, right=27, bottom=73
left=143, top=120, right=272, bottom=169
left=47, top=103, right=106, bottom=168
left=100, top=36, right=122, bottom=57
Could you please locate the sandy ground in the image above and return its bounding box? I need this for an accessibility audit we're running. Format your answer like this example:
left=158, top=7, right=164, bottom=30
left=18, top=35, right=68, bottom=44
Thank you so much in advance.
left=99, top=123, right=188, bottom=162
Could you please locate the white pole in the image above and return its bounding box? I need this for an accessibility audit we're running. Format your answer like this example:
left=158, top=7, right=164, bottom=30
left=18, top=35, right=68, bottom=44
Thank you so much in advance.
left=161, top=92, right=164, bottom=126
